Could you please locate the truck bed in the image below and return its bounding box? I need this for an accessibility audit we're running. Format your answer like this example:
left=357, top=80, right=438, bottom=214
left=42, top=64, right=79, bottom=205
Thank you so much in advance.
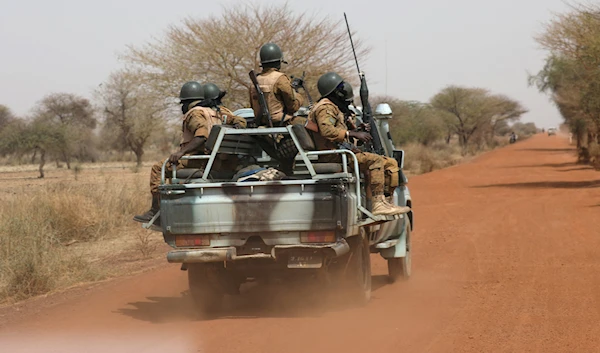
left=160, top=179, right=354, bottom=235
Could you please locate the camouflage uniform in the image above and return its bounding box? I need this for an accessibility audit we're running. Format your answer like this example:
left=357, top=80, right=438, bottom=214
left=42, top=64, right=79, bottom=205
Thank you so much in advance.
left=149, top=102, right=247, bottom=193
left=308, top=98, right=388, bottom=196
left=343, top=111, right=400, bottom=196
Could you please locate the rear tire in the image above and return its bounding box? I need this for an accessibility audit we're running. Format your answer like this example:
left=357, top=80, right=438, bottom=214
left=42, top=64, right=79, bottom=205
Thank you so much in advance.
left=187, top=263, right=224, bottom=318
left=388, top=220, right=412, bottom=283
left=345, top=233, right=372, bottom=305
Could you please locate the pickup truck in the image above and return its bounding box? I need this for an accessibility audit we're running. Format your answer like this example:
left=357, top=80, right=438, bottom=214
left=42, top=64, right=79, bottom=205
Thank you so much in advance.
left=143, top=103, right=414, bottom=315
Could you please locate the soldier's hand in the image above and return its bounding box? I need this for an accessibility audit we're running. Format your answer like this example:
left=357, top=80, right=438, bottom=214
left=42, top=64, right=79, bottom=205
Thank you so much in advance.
left=233, top=123, right=243, bottom=129
left=290, top=77, right=304, bottom=91
left=359, top=123, right=371, bottom=132
left=349, top=131, right=372, bottom=142
left=169, top=151, right=185, bottom=164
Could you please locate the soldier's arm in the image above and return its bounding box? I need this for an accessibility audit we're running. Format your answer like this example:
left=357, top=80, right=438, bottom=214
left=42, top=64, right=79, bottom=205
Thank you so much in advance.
left=219, top=107, right=247, bottom=128
left=315, top=107, right=347, bottom=143
left=275, top=75, right=304, bottom=113
left=169, top=111, right=207, bottom=163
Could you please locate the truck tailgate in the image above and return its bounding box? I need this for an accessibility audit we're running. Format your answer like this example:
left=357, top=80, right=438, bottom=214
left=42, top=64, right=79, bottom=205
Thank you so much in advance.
left=160, top=181, right=344, bottom=234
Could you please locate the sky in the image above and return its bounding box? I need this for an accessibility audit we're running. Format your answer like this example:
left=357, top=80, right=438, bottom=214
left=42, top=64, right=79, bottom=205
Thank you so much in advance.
left=0, top=0, right=571, bottom=128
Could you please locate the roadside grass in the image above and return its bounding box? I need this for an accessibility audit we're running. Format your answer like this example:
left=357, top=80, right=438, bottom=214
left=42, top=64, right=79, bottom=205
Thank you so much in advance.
left=0, top=169, right=154, bottom=302
left=402, top=136, right=512, bottom=175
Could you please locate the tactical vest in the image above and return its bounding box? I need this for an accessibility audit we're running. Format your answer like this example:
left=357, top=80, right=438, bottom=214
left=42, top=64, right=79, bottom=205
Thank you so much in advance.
left=307, top=99, right=348, bottom=150
left=251, top=70, right=285, bottom=124
left=181, top=106, right=221, bottom=149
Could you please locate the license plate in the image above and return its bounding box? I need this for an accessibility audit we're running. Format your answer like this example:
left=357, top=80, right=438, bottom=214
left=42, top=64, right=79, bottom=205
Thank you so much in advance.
left=287, top=253, right=323, bottom=269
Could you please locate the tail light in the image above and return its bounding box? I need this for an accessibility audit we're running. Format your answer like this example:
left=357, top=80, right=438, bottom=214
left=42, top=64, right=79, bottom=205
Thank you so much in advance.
left=175, top=235, right=210, bottom=247
left=300, top=231, right=335, bottom=243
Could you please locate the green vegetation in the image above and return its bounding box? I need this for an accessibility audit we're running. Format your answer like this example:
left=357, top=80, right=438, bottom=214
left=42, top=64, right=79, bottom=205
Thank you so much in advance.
left=529, top=2, right=600, bottom=166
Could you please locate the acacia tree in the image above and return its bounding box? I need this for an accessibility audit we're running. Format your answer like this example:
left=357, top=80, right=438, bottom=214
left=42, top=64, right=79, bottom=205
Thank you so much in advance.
left=97, top=70, right=166, bottom=166
left=0, top=105, right=14, bottom=130
left=431, top=86, right=527, bottom=148
left=374, top=97, right=445, bottom=146
left=124, top=2, right=368, bottom=109
left=34, top=93, right=96, bottom=168
left=529, top=3, right=600, bottom=161
left=0, top=117, right=68, bottom=178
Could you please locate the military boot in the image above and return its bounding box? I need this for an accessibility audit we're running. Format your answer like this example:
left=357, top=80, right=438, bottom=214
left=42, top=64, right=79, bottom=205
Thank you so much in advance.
left=133, top=193, right=160, bottom=225
left=371, top=195, right=410, bottom=216
left=386, top=187, right=396, bottom=204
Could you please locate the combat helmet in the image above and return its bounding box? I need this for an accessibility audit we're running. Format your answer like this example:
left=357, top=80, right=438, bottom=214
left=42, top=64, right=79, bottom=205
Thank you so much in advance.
left=202, top=83, right=221, bottom=100
left=342, top=81, right=354, bottom=103
left=317, top=72, right=344, bottom=98
left=259, top=43, right=287, bottom=65
left=179, top=81, right=204, bottom=101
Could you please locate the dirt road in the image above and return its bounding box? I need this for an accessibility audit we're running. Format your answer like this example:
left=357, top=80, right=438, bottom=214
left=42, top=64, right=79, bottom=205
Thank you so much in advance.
left=2, top=133, right=600, bottom=353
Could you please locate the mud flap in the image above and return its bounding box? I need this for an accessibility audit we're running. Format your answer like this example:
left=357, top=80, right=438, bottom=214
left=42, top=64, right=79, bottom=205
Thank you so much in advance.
left=379, top=220, right=408, bottom=259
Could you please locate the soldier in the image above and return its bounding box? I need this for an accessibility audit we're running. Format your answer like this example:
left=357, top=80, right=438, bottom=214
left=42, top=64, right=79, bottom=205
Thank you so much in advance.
left=133, top=81, right=247, bottom=224
left=249, top=42, right=304, bottom=126
left=341, top=82, right=401, bottom=203
left=249, top=42, right=305, bottom=175
left=307, top=72, right=410, bottom=216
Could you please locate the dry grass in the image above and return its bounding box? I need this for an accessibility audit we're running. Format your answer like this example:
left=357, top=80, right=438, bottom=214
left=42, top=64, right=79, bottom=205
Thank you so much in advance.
left=403, top=141, right=463, bottom=175
left=0, top=164, right=164, bottom=303
left=402, top=137, right=509, bottom=176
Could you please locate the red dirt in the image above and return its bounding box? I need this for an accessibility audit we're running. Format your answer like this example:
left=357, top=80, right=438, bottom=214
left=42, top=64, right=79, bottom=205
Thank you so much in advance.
left=1, top=134, right=600, bottom=353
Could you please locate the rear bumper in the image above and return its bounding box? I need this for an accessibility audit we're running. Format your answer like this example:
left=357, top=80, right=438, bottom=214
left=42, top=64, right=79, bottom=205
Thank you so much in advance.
left=166, top=239, right=350, bottom=264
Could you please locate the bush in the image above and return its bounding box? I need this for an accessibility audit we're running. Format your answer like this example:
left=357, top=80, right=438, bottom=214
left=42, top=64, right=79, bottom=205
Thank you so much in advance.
left=0, top=176, right=147, bottom=301
left=402, top=141, right=463, bottom=175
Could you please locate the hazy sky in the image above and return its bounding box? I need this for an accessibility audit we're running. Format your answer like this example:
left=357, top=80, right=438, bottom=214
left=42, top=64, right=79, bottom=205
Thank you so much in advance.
left=1, top=0, right=569, bottom=128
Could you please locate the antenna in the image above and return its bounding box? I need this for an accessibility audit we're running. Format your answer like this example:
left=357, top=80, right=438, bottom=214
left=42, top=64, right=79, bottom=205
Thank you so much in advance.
left=344, top=12, right=361, bottom=77
left=385, top=35, right=388, bottom=96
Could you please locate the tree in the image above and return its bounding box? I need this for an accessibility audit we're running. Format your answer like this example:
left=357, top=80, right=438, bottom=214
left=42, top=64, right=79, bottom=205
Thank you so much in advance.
left=0, top=117, right=68, bottom=178
left=529, top=3, right=600, bottom=162
left=124, top=2, right=368, bottom=109
left=0, top=105, right=15, bottom=130
left=377, top=98, right=445, bottom=146
left=97, top=70, right=166, bottom=166
left=511, top=122, right=538, bottom=137
left=431, top=86, right=527, bottom=148
left=34, top=93, right=96, bottom=168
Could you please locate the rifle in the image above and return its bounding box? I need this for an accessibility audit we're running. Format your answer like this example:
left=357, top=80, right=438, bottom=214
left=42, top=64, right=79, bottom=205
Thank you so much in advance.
left=249, top=69, right=278, bottom=147
left=344, top=13, right=385, bottom=155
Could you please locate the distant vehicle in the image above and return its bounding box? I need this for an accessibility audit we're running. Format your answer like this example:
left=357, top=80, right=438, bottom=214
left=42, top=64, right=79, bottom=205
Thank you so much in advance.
left=548, top=128, right=557, bottom=136
left=509, top=132, right=517, bottom=144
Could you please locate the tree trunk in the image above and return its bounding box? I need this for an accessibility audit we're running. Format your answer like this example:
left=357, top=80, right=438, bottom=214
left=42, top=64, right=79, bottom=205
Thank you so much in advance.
left=38, top=149, right=46, bottom=178
left=31, top=149, right=37, bottom=164
left=134, top=148, right=144, bottom=167
left=63, top=151, right=71, bottom=170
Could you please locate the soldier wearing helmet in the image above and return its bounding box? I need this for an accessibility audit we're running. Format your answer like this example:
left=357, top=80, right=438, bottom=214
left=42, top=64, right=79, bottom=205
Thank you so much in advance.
left=248, top=43, right=306, bottom=175
left=249, top=43, right=304, bottom=126
left=307, top=72, right=409, bottom=216
left=134, top=81, right=247, bottom=225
